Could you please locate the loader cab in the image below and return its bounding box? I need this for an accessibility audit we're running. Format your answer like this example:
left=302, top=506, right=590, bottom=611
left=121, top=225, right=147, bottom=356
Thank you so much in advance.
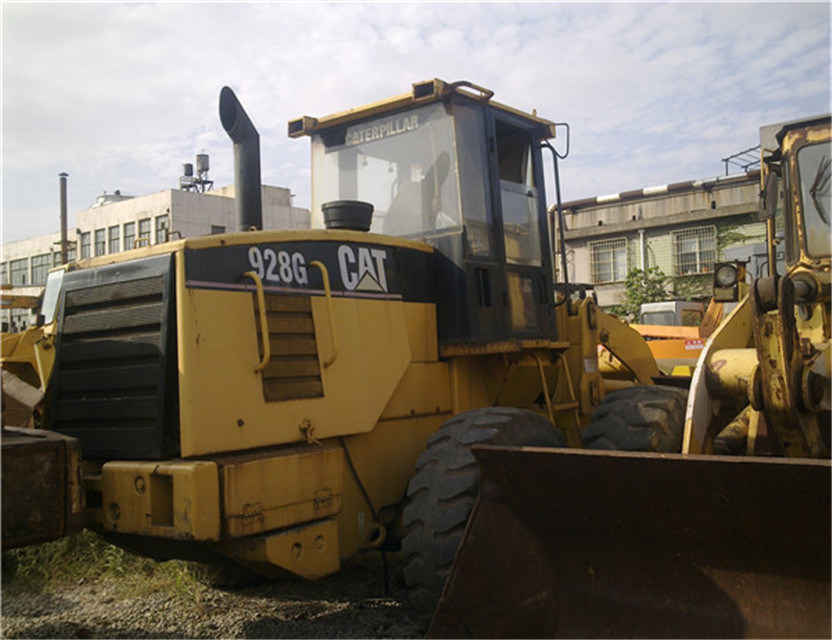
left=760, top=115, right=831, bottom=274
left=290, top=79, right=557, bottom=345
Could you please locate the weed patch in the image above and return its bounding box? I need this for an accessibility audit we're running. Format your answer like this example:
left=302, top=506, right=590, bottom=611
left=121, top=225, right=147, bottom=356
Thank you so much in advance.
left=2, top=530, right=200, bottom=599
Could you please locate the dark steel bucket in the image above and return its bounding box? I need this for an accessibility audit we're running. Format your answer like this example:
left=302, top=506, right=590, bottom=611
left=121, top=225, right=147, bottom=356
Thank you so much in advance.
left=430, top=446, right=831, bottom=639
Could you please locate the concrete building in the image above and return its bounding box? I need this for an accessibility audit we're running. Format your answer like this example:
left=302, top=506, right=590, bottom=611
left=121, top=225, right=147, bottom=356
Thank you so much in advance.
left=557, top=170, right=767, bottom=309
left=1, top=185, right=310, bottom=331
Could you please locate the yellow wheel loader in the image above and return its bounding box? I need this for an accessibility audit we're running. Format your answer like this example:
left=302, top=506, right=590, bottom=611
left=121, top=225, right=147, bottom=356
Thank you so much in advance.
left=2, top=271, right=84, bottom=550
left=430, top=116, right=831, bottom=638
left=23, top=80, right=664, bottom=603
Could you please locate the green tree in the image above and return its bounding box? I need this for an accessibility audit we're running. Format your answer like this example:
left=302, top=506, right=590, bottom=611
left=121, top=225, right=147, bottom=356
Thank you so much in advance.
left=609, top=267, right=671, bottom=321
left=671, top=273, right=712, bottom=301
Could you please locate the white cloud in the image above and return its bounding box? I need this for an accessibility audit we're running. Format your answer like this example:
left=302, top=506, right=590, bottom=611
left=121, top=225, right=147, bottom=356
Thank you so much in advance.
left=1, top=1, right=829, bottom=243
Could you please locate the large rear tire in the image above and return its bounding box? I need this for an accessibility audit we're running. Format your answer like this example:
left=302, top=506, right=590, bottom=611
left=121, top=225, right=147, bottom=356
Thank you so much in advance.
left=401, top=407, right=565, bottom=613
left=582, top=385, right=687, bottom=452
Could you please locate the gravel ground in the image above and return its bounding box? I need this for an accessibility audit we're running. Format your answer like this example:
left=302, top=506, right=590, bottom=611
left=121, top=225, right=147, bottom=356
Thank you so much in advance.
left=1, top=553, right=430, bottom=639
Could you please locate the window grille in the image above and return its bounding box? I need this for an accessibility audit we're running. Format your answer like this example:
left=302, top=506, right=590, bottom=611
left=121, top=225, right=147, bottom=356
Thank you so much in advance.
left=108, top=226, right=120, bottom=254
left=138, top=218, right=151, bottom=246
left=31, top=254, right=50, bottom=284
left=155, top=215, right=169, bottom=244
left=80, top=233, right=91, bottom=259
left=94, top=229, right=106, bottom=256
left=588, top=237, right=628, bottom=283
left=9, top=258, right=28, bottom=286
left=123, top=222, right=136, bottom=251
left=672, top=226, right=716, bottom=275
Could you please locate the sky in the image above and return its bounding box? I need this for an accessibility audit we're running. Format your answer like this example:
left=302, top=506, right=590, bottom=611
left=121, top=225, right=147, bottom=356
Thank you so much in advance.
left=1, top=1, right=830, bottom=244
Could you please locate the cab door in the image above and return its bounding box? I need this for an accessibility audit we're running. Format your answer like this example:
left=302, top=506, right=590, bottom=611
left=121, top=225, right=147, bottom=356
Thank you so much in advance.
left=488, top=114, right=555, bottom=339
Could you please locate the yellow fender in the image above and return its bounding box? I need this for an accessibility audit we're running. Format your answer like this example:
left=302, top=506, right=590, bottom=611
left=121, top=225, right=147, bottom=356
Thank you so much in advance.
left=594, top=308, right=659, bottom=386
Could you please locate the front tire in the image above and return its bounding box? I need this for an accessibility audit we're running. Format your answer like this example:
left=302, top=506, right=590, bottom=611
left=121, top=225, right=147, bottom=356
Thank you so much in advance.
left=582, top=385, right=687, bottom=452
left=401, top=407, right=565, bottom=613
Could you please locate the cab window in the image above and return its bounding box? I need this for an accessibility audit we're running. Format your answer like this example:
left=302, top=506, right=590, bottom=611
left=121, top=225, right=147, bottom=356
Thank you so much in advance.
left=310, top=103, right=461, bottom=240
left=496, top=120, right=541, bottom=267
left=797, top=140, right=831, bottom=258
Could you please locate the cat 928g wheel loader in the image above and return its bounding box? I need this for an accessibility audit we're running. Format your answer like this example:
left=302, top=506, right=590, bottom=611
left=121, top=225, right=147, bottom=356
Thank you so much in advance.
left=430, top=116, right=831, bottom=638
left=34, top=80, right=658, bottom=600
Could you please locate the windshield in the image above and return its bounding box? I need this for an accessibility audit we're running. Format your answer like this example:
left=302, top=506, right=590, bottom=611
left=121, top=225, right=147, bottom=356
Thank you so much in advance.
left=797, top=140, right=831, bottom=258
left=311, top=103, right=462, bottom=240
left=641, top=311, right=675, bottom=326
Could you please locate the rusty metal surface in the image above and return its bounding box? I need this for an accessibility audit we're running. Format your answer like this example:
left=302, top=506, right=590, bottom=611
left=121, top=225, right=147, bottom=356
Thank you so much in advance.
left=430, top=446, right=831, bottom=639
left=752, top=275, right=828, bottom=458
left=2, top=426, right=84, bottom=550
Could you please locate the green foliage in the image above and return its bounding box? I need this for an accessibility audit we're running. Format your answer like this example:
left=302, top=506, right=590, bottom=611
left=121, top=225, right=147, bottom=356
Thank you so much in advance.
left=717, top=222, right=765, bottom=253
left=2, top=530, right=200, bottom=598
left=670, top=273, right=712, bottom=301
left=609, top=267, right=671, bottom=321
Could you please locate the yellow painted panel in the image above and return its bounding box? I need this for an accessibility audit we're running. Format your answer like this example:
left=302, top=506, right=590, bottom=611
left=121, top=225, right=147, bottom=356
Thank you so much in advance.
left=684, top=297, right=755, bottom=454
left=176, top=275, right=412, bottom=456
left=449, top=355, right=509, bottom=414
left=380, top=362, right=451, bottom=419
left=222, top=444, right=344, bottom=538
left=496, top=359, right=550, bottom=408
left=99, top=460, right=220, bottom=541
left=402, top=302, right=438, bottom=362
left=336, top=414, right=447, bottom=558
left=223, top=519, right=340, bottom=580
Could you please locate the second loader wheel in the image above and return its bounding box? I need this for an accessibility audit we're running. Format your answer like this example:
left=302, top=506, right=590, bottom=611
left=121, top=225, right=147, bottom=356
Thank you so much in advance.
left=582, top=385, right=687, bottom=453
left=401, top=407, right=566, bottom=614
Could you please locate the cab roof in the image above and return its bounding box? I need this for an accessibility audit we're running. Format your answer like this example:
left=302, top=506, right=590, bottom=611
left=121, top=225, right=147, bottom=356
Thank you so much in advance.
left=288, top=78, right=557, bottom=141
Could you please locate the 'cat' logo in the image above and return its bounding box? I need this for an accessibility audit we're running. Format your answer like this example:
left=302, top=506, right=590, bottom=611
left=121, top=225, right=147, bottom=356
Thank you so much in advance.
left=337, top=245, right=389, bottom=292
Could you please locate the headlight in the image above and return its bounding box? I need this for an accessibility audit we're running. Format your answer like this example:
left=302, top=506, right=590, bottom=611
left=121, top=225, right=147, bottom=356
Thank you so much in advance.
left=715, top=263, right=738, bottom=287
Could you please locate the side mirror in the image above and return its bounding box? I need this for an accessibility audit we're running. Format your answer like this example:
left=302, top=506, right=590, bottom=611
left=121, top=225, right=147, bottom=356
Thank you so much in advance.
left=759, top=171, right=779, bottom=220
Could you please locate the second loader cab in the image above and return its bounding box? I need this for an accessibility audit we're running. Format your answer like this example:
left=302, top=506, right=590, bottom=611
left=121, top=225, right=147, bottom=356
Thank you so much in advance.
left=290, top=79, right=558, bottom=346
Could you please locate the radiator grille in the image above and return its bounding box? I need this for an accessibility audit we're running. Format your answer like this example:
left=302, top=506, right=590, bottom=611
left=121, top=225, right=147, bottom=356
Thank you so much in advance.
left=255, top=295, right=323, bottom=402
left=48, top=255, right=178, bottom=460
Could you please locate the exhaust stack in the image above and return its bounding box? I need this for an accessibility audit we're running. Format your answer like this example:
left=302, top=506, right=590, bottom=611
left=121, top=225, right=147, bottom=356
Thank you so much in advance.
left=219, top=86, right=262, bottom=231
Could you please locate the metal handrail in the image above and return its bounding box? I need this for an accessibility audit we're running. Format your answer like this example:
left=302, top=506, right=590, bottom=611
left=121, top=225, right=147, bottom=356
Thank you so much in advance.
left=310, top=261, right=338, bottom=368
left=243, top=270, right=271, bottom=372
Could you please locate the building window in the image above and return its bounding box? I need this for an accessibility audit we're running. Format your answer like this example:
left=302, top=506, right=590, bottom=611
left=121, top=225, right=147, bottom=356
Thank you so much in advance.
left=138, top=218, right=151, bottom=246
left=123, top=222, right=136, bottom=251
left=1, top=262, right=8, bottom=285
left=108, top=225, right=120, bottom=254
left=155, top=215, right=169, bottom=244
left=588, top=237, right=629, bottom=283
left=9, top=308, right=29, bottom=332
left=94, top=229, right=106, bottom=256
left=9, top=258, right=28, bottom=286
left=52, top=245, right=76, bottom=267
left=672, top=226, right=716, bottom=275
left=80, top=232, right=91, bottom=259
left=211, top=225, right=226, bottom=235
left=31, top=254, right=50, bottom=285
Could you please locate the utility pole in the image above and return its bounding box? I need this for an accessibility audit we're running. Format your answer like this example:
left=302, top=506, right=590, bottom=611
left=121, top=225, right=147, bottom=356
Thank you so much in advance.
left=59, top=172, right=69, bottom=264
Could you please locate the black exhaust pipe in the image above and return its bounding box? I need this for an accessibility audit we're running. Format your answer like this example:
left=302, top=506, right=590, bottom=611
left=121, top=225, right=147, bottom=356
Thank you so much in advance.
left=219, top=86, right=262, bottom=231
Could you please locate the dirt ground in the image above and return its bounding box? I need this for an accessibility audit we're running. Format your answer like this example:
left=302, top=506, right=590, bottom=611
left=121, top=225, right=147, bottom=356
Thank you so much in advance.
left=1, top=553, right=430, bottom=639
